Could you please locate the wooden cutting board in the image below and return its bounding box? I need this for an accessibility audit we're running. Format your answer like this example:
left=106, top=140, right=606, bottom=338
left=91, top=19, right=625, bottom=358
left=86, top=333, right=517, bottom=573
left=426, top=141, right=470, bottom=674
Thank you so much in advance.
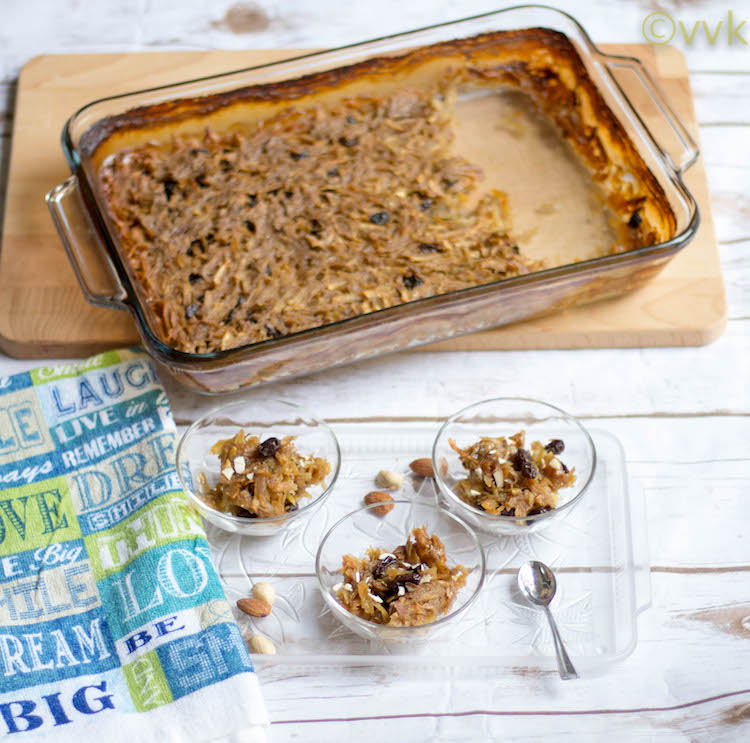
left=0, top=44, right=725, bottom=358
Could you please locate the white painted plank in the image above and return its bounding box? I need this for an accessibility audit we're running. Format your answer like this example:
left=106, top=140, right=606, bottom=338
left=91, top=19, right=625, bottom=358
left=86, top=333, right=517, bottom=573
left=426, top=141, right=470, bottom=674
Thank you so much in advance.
left=255, top=572, right=750, bottom=737
left=1, top=317, right=747, bottom=422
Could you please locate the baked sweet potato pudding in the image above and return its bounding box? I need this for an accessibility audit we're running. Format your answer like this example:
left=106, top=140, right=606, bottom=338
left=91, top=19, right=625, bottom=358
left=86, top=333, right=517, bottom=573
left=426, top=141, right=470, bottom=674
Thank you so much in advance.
left=199, top=430, right=330, bottom=517
left=333, top=526, right=468, bottom=626
left=450, top=431, right=575, bottom=517
left=88, top=29, right=676, bottom=355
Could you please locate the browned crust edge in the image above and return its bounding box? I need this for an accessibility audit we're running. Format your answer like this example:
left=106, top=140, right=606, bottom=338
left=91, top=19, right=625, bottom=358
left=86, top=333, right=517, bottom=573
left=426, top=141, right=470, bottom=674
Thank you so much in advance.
left=78, top=28, right=674, bottom=238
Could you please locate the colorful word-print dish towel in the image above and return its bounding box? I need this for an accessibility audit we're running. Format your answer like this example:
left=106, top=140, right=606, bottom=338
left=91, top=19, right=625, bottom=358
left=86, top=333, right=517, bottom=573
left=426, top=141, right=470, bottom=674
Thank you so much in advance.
left=0, top=349, right=268, bottom=742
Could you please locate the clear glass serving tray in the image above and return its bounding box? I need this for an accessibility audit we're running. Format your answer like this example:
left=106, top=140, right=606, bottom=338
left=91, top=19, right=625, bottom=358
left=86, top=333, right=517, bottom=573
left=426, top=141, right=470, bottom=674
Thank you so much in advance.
left=205, top=422, right=650, bottom=673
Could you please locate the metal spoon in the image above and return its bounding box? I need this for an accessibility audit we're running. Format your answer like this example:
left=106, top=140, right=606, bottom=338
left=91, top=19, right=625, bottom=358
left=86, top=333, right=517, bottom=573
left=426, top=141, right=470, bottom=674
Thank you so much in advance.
left=517, top=560, right=579, bottom=680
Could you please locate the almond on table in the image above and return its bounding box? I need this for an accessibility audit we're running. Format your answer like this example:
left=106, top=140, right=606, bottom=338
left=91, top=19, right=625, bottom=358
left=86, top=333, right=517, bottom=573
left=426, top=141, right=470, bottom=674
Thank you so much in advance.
left=409, top=458, right=435, bottom=477
left=237, top=597, right=272, bottom=617
left=363, top=491, right=395, bottom=516
left=251, top=581, right=276, bottom=607
left=376, top=469, right=403, bottom=490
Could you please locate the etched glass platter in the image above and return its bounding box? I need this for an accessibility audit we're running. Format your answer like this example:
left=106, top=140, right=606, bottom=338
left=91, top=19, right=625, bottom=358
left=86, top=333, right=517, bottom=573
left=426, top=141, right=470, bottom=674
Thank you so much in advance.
left=204, top=422, right=650, bottom=672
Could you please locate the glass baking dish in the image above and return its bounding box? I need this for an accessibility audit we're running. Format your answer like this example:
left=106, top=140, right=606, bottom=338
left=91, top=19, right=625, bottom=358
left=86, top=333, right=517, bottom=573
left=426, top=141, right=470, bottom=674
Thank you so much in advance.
left=46, top=5, right=699, bottom=393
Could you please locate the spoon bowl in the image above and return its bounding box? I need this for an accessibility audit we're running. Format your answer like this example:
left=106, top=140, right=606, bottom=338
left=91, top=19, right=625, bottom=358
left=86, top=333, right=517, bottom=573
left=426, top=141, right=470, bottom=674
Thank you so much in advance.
left=517, top=560, right=558, bottom=606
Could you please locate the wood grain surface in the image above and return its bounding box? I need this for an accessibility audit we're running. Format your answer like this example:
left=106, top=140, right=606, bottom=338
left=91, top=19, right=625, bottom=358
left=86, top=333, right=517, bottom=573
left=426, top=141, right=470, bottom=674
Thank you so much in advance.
left=0, top=43, right=726, bottom=358
left=0, top=1, right=748, bottom=741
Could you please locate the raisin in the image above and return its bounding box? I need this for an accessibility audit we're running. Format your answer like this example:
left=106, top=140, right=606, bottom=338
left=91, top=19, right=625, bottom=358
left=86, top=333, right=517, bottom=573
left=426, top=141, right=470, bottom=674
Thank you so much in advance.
left=392, top=570, right=421, bottom=588
left=419, top=197, right=433, bottom=211
left=327, top=168, right=339, bottom=177
left=195, top=174, right=209, bottom=188
left=403, top=272, right=423, bottom=290
left=286, top=501, right=299, bottom=512
left=247, top=193, right=258, bottom=207
left=290, top=151, right=308, bottom=161
left=265, top=324, right=282, bottom=339
left=628, top=210, right=642, bottom=229
left=185, top=303, right=200, bottom=319
left=245, top=220, right=256, bottom=233
left=528, top=506, right=552, bottom=516
left=545, top=439, right=565, bottom=455
left=372, top=555, right=397, bottom=579
left=369, top=211, right=389, bottom=225
left=512, top=448, right=538, bottom=479
left=188, top=273, right=202, bottom=284
left=418, top=243, right=442, bottom=253
left=226, top=296, right=247, bottom=324
left=257, top=437, right=280, bottom=458
left=163, top=178, right=177, bottom=201
left=235, top=508, right=258, bottom=519
left=561, top=461, right=569, bottom=474
left=500, top=508, right=516, bottom=517
left=339, top=136, right=359, bottom=147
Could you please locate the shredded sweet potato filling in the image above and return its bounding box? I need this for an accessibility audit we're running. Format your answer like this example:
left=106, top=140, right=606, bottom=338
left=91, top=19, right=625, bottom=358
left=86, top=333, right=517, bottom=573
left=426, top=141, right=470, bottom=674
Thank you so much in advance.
left=199, top=430, right=330, bottom=518
left=99, top=79, right=539, bottom=353
left=450, top=431, right=575, bottom=517
left=334, top=526, right=468, bottom=626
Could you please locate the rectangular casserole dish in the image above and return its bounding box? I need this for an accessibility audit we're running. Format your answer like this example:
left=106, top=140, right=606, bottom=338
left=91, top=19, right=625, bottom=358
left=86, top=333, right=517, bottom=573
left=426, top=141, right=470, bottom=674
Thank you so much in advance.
left=47, top=6, right=700, bottom=393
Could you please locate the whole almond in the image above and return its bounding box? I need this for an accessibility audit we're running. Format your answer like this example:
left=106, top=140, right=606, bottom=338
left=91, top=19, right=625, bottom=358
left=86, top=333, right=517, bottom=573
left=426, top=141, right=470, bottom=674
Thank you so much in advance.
left=251, top=581, right=276, bottom=607
left=364, top=491, right=395, bottom=516
left=237, top=597, right=272, bottom=617
left=409, top=458, right=435, bottom=478
left=376, top=469, right=403, bottom=490
left=249, top=634, right=276, bottom=655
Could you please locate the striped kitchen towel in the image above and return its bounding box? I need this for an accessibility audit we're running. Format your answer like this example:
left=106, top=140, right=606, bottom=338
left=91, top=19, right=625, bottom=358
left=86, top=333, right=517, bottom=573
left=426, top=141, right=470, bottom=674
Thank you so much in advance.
left=0, top=348, right=268, bottom=741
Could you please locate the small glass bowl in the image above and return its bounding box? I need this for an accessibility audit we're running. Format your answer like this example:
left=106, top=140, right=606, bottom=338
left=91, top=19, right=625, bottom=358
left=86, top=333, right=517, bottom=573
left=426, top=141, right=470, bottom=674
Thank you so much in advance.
left=177, top=399, right=341, bottom=536
left=433, top=397, right=596, bottom=536
left=316, top=500, right=485, bottom=643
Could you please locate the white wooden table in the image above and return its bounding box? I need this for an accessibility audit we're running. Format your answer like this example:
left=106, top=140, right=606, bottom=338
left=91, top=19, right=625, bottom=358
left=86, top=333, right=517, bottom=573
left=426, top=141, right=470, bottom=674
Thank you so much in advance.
left=1, top=1, right=749, bottom=740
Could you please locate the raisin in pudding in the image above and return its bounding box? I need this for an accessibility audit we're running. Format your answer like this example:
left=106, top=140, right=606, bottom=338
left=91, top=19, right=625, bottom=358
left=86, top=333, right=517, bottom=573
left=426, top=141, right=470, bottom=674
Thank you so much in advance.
left=333, top=527, right=468, bottom=626
left=449, top=431, right=575, bottom=517
left=199, top=430, right=331, bottom=518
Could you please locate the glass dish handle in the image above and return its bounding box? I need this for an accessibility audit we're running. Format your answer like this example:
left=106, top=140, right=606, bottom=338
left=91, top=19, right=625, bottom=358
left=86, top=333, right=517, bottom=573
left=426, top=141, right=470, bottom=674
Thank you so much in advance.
left=604, top=58, right=699, bottom=175
left=46, top=176, right=128, bottom=310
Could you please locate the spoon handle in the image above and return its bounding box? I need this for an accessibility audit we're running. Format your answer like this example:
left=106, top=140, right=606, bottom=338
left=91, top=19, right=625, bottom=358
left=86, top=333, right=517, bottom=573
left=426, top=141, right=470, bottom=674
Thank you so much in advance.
left=544, top=606, right=579, bottom=680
